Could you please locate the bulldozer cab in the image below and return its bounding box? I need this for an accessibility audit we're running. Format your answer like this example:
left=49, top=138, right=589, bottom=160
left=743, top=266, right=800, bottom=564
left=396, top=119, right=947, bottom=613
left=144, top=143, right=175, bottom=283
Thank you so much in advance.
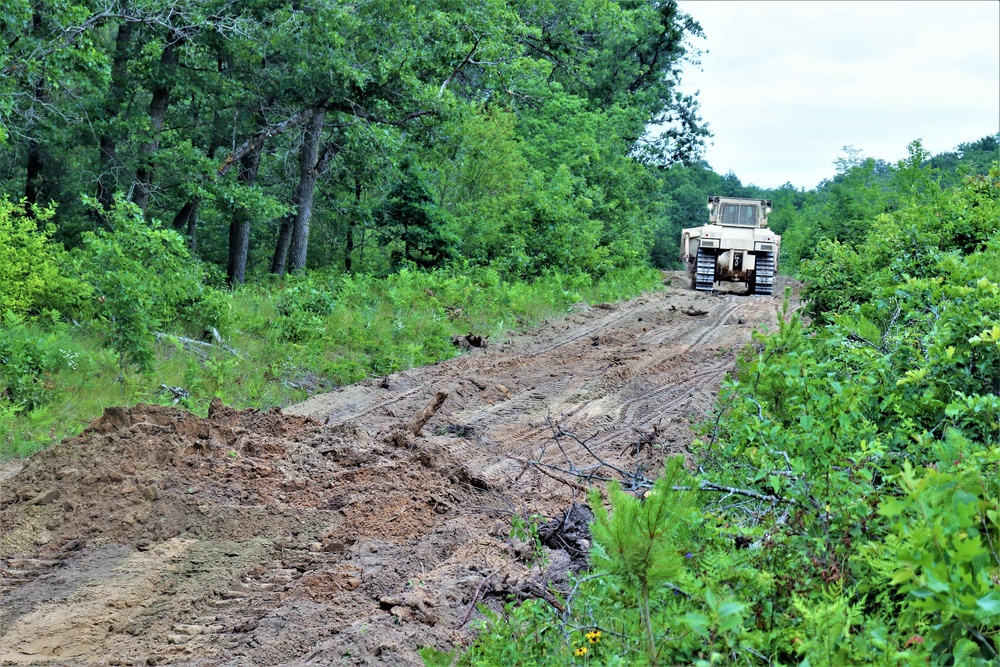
left=707, top=197, right=771, bottom=228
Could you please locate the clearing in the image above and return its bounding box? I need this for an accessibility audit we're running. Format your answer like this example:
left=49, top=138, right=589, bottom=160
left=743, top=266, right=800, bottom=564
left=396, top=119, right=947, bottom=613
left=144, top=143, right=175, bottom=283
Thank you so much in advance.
left=0, top=275, right=794, bottom=666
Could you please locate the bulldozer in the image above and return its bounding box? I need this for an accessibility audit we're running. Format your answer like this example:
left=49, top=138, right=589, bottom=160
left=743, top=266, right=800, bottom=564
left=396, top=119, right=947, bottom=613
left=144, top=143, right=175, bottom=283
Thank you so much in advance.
left=680, top=196, right=781, bottom=295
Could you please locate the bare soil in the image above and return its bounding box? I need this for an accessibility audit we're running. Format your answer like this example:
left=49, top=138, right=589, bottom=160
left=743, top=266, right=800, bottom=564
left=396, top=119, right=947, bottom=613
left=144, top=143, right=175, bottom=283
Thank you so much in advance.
left=0, top=275, right=795, bottom=666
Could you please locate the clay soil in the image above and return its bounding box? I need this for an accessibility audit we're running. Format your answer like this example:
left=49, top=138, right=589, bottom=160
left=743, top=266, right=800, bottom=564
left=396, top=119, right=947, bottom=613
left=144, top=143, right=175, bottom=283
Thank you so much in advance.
left=0, top=274, right=795, bottom=666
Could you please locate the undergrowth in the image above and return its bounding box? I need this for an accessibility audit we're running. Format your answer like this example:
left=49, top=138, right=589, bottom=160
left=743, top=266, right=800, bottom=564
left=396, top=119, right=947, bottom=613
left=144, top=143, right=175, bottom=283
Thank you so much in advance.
left=0, top=265, right=662, bottom=458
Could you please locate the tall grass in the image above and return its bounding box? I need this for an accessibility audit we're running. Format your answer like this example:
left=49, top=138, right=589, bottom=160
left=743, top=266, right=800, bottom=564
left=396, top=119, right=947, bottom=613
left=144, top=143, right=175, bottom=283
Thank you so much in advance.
left=1, top=266, right=662, bottom=458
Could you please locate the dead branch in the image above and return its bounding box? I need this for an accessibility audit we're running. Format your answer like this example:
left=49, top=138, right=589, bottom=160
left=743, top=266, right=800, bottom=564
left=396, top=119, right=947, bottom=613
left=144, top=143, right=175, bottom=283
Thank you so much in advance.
left=455, top=568, right=501, bottom=628
left=439, top=36, right=481, bottom=98
left=409, top=390, right=449, bottom=435
left=546, top=416, right=655, bottom=491
left=154, top=331, right=240, bottom=357
left=675, top=480, right=798, bottom=506
left=217, top=109, right=311, bottom=177
left=529, top=461, right=590, bottom=493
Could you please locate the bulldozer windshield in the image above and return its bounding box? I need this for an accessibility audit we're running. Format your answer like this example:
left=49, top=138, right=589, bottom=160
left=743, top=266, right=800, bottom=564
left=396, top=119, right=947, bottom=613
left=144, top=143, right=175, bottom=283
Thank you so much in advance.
left=719, top=203, right=758, bottom=227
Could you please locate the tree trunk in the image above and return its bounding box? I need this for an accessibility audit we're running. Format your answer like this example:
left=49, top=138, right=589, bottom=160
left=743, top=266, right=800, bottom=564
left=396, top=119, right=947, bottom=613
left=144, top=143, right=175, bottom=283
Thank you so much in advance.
left=345, top=174, right=361, bottom=272
left=96, top=22, right=134, bottom=210
left=172, top=199, right=201, bottom=251
left=286, top=108, right=326, bottom=273
left=133, top=29, right=183, bottom=213
left=172, top=118, right=223, bottom=251
left=24, top=11, right=45, bottom=213
left=24, top=139, right=43, bottom=209
left=271, top=216, right=294, bottom=275
left=227, top=145, right=263, bottom=285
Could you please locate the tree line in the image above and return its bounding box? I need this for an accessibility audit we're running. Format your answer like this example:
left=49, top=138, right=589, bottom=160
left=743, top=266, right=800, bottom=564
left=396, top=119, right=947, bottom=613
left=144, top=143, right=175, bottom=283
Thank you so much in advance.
left=0, top=0, right=708, bottom=285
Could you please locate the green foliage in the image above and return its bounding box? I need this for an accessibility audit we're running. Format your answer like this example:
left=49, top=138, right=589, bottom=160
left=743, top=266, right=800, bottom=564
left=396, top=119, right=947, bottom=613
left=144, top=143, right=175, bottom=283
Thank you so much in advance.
left=882, top=441, right=1000, bottom=664
left=510, top=512, right=549, bottom=569
left=0, top=265, right=662, bottom=459
left=0, top=324, right=70, bottom=411
left=774, top=137, right=998, bottom=271
left=73, top=199, right=228, bottom=372
left=0, top=198, right=89, bottom=319
left=463, top=459, right=757, bottom=666
left=588, top=460, right=695, bottom=663
left=420, top=645, right=458, bottom=667
left=0, top=0, right=708, bottom=285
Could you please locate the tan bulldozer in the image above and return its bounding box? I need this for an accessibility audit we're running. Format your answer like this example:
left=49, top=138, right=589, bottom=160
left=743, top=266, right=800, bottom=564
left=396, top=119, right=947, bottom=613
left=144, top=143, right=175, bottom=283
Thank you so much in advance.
left=680, top=196, right=781, bottom=295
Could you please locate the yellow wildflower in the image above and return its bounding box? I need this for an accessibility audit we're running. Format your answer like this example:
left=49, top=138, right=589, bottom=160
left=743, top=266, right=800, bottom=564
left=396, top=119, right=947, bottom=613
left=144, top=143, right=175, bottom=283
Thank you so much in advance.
left=574, top=646, right=588, bottom=657
left=586, top=630, right=602, bottom=644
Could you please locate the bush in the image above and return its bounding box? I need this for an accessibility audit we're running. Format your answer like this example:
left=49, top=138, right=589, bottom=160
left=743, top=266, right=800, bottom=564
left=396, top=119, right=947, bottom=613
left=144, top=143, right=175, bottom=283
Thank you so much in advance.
left=74, top=199, right=229, bottom=371
left=0, top=198, right=90, bottom=319
left=0, top=325, right=69, bottom=411
left=882, top=438, right=1000, bottom=665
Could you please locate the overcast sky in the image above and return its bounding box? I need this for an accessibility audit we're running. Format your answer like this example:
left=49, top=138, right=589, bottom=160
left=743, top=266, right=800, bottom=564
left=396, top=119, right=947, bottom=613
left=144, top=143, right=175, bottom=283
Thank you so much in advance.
left=673, top=1, right=1000, bottom=189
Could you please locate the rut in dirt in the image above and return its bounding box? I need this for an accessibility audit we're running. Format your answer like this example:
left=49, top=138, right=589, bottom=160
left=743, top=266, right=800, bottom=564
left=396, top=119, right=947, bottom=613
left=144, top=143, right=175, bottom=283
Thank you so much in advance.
left=0, top=276, right=793, bottom=666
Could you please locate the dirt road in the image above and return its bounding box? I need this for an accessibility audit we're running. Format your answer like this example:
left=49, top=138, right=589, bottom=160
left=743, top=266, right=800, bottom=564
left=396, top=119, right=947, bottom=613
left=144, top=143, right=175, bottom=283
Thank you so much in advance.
left=0, top=275, right=790, bottom=666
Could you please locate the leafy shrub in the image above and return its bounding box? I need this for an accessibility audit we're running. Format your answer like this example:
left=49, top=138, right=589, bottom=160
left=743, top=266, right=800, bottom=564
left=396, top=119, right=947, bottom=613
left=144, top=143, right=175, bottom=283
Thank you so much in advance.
left=272, top=273, right=340, bottom=342
left=882, top=439, right=1000, bottom=665
left=74, top=199, right=229, bottom=371
left=0, top=325, right=68, bottom=411
left=0, top=198, right=90, bottom=319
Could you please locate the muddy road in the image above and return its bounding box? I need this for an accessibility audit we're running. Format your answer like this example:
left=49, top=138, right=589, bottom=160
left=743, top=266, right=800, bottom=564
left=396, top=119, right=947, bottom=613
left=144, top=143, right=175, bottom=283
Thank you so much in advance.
left=0, top=275, right=793, bottom=666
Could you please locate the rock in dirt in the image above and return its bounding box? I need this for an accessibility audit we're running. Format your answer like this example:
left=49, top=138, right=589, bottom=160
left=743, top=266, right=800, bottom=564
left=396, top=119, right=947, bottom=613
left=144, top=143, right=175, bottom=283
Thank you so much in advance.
left=27, top=489, right=61, bottom=506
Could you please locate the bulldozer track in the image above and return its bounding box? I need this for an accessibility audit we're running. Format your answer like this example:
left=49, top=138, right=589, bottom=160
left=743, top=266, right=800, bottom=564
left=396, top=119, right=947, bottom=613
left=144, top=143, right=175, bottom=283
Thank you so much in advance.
left=695, top=247, right=716, bottom=292
left=0, top=276, right=794, bottom=667
left=753, top=251, right=776, bottom=296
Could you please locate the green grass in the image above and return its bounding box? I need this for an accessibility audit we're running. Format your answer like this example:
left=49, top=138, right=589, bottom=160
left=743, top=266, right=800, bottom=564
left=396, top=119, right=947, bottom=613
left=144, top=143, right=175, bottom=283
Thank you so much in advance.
left=1, top=266, right=662, bottom=459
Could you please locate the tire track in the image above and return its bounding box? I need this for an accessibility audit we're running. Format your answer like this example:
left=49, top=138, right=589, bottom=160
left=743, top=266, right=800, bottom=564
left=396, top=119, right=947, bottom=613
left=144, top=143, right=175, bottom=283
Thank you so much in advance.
left=291, top=282, right=784, bottom=500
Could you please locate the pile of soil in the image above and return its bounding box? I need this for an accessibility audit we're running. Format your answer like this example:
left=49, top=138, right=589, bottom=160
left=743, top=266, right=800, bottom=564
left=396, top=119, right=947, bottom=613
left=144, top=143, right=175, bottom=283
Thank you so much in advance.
left=0, top=401, right=550, bottom=665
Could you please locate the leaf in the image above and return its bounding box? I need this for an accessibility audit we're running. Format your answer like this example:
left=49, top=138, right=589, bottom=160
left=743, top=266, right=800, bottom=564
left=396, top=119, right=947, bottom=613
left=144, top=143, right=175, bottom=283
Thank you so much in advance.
left=680, top=612, right=710, bottom=638
left=976, top=591, right=1000, bottom=617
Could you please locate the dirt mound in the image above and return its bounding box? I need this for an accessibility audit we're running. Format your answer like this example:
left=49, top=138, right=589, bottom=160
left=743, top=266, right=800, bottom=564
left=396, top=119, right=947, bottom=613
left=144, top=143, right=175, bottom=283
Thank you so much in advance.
left=1, top=401, right=313, bottom=553
left=0, top=282, right=795, bottom=665
left=0, top=401, right=546, bottom=665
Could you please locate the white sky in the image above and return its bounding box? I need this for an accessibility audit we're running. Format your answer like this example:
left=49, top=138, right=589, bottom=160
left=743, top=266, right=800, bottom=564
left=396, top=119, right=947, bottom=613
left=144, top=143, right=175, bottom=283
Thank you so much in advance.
left=674, top=1, right=1000, bottom=189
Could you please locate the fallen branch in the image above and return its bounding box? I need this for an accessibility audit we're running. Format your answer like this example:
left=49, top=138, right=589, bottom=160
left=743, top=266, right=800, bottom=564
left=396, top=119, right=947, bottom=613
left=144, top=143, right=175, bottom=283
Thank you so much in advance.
left=674, top=480, right=798, bottom=506
left=159, top=384, right=189, bottom=404
left=409, top=390, right=449, bottom=435
left=208, top=327, right=241, bottom=357
left=455, top=568, right=500, bottom=628
left=154, top=331, right=240, bottom=357
left=529, top=461, right=590, bottom=493
left=547, top=417, right=650, bottom=488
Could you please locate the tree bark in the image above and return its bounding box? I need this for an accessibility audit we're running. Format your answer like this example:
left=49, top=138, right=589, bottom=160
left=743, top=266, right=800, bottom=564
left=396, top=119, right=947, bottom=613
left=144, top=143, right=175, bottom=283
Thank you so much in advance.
left=24, top=139, right=43, bottom=209
left=271, top=216, right=294, bottom=276
left=286, top=108, right=326, bottom=273
left=226, top=144, right=263, bottom=285
left=23, top=11, right=46, bottom=212
left=133, top=29, right=183, bottom=213
left=172, top=199, right=201, bottom=250
left=345, top=174, right=361, bottom=272
left=96, top=21, right=134, bottom=210
left=172, top=117, right=224, bottom=252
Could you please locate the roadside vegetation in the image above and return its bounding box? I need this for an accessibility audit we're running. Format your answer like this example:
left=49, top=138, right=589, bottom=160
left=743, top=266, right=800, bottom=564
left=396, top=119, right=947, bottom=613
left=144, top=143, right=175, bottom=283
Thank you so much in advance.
left=0, top=195, right=661, bottom=455
left=448, top=154, right=1000, bottom=665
